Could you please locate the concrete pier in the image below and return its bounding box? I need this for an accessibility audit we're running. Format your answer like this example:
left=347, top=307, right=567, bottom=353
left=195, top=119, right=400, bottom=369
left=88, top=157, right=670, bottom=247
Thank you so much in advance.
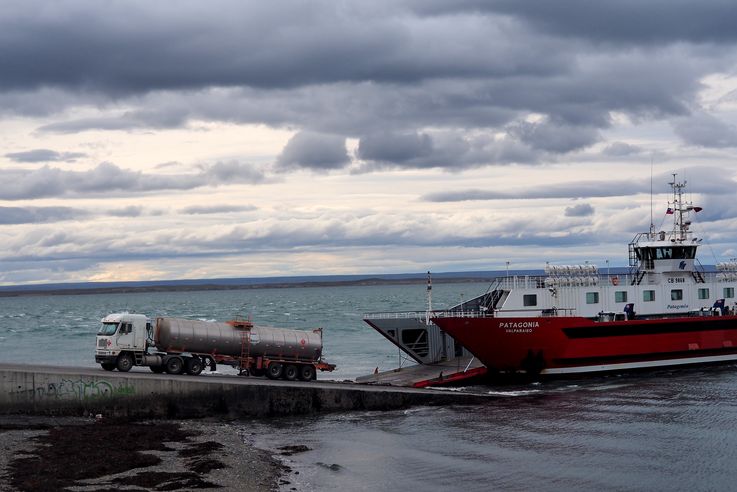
left=0, top=363, right=490, bottom=418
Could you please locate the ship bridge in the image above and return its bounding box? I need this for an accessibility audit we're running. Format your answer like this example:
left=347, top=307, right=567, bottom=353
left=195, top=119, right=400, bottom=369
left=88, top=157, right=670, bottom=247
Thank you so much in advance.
left=629, top=175, right=704, bottom=280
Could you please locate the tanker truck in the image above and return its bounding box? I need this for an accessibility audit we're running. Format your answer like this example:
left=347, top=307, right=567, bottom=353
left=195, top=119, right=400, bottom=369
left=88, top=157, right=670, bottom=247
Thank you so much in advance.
left=94, top=312, right=335, bottom=381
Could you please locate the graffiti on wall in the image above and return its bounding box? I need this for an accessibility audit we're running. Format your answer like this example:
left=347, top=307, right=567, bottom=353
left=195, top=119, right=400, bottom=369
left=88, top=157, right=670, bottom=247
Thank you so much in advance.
left=9, top=378, right=136, bottom=402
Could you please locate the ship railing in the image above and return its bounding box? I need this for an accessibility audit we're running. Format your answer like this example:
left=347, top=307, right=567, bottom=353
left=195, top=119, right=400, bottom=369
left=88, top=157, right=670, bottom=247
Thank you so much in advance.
left=365, top=309, right=498, bottom=320
left=431, top=307, right=575, bottom=318
left=430, top=310, right=492, bottom=319
left=493, top=274, right=640, bottom=289
left=363, top=311, right=435, bottom=320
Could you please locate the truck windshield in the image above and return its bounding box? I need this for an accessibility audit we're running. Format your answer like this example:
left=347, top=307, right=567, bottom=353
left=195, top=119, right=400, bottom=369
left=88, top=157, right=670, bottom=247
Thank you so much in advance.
left=98, top=322, right=119, bottom=336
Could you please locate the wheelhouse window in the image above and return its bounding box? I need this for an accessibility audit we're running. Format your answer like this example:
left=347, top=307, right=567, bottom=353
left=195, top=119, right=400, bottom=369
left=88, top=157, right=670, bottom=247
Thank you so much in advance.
left=654, top=247, right=696, bottom=260
left=637, top=246, right=696, bottom=264
left=724, top=287, right=735, bottom=299
left=615, top=291, right=628, bottom=303
left=98, top=322, right=118, bottom=336
left=643, top=290, right=655, bottom=302
left=586, top=292, right=599, bottom=304
left=671, top=289, right=683, bottom=301
left=523, top=294, right=537, bottom=307
left=698, top=288, right=710, bottom=300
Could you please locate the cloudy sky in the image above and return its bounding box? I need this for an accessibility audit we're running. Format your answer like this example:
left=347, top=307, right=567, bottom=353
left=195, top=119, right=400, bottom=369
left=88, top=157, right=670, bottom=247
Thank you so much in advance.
left=3, top=0, right=737, bottom=285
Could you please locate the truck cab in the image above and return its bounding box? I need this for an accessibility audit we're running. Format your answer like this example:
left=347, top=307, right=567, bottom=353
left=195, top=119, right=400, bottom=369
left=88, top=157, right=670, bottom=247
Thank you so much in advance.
left=95, top=312, right=150, bottom=371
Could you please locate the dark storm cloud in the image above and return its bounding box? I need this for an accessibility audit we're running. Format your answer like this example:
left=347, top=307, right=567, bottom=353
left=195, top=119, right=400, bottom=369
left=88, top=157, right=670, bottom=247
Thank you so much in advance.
left=107, top=206, right=144, bottom=217
left=673, top=112, right=737, bottom=148
left=357, top=132, right=433, bottom=164
left=423, top=169, right=737, bottom=202
left=0, top=161, right=266, bottom=200
left=276, top=132, right=349, bottom=171
left=424, top=181, right=645, bottom=202
left=691, top=194, right=737, bottom=223
left=4, top=216, right=599, bottom=268
left=0, top=206, right=88, bottom=224
left=203, top=161, right=268, bottom=183
left=31, top=48, right=705, bottom=139
left=355, top=131, right=539, bottom=170
left=0, top=1, right=735, bottom=174
left=0, top=1, right=563, bottom=94
left=419, top=0, right=737, bottom=45
left=602, top=142, right=642, bottom=157
left=37, top=109, right=190, bottom=134
left=508, top=119, right=600, bottom=153
left=565, top=203, right=595, bottom=217
left=5, top=148, right=87, bottom=163
left=0, top=205, right=168, bottom=224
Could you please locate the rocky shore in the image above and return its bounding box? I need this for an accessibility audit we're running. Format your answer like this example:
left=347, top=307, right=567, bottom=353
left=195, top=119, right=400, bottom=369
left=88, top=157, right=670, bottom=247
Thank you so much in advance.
left=0, top=416, right=286, bottom=491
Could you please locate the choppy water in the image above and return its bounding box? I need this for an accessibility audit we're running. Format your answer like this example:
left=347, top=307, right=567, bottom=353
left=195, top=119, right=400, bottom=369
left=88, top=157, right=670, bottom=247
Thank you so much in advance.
left=0, top=282, right=485, bottom=379
left=251, top=367, right=737, bottom=491
left=1, top=282, right=736, bottom=491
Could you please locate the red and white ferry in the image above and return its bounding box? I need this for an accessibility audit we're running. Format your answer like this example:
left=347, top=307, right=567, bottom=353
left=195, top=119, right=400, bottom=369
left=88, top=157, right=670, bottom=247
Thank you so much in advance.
left=431, top=177, right=737, bottom=376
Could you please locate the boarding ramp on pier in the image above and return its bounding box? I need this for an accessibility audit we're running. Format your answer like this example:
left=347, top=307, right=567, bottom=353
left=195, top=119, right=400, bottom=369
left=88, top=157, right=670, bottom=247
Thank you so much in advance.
left=356, top=356, right=487, bottom=388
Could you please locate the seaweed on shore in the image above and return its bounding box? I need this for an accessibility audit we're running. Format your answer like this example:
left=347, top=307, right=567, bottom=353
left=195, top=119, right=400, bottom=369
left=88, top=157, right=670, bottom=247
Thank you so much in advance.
left=7, top=420, right=223, bottom=492
left=113, top=471, right=220, bottom=490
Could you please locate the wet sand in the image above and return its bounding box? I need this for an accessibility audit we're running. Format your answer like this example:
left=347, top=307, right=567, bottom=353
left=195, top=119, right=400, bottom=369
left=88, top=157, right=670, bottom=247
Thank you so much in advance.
left=0, top=416, right=286, bottom=491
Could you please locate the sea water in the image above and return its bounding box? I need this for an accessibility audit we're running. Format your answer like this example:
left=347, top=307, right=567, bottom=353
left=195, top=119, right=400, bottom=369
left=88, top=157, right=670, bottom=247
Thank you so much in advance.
left=249, top=367, right=737, bottom=491
left=1, top=282, right=736, bottom=491
left=0, top=282, right=488, bottom=379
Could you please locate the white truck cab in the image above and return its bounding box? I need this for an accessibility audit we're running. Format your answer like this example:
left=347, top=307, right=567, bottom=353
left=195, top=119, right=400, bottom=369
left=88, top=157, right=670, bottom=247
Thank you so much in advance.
left=95, top=312, right=150, bottom=371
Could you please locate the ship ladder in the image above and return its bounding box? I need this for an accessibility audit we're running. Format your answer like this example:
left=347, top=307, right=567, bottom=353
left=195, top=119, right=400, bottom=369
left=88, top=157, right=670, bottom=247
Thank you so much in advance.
left=692, top=271, right=705, bottom=284
left=632, top=271, right=646, bottom=285
left=239, top=330, right=251, bottom=376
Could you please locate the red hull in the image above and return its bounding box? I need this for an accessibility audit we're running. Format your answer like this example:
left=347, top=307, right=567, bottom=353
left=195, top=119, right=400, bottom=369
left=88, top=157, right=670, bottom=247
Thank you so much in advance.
left=431, top=315, right=737, bottom=375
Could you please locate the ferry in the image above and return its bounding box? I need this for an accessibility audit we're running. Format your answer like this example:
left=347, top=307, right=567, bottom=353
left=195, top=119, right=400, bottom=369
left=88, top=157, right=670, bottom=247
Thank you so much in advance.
left=430, top=176, right=737, bottom=376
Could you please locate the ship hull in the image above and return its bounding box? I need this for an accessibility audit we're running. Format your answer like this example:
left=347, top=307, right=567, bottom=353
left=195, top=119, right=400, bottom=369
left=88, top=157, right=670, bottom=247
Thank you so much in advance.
left=431, top=315, right=737, bottom=376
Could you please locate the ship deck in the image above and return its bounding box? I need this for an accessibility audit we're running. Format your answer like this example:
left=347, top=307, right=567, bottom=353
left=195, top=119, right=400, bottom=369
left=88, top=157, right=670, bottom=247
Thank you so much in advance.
left=355, top=356, right=487, bottom=388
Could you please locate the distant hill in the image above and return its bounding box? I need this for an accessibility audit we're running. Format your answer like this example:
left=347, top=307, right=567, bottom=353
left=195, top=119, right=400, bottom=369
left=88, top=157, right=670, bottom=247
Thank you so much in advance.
left=0, top=270, right=502, bottom=297
left=0, top=266, right=641, bottom=297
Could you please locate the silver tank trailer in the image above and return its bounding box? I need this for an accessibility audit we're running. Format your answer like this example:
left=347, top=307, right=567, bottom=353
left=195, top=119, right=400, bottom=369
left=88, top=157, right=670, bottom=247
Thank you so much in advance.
left=154, top=317, right=323, bottom=361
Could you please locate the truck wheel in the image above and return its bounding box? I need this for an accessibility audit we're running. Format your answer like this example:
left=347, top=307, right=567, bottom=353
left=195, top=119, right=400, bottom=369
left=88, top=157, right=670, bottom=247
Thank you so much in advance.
left=101, top=362, right=116, bottom=371
left=165, top=357, right=184, bottom=375
left=284, top=365, right=298, bottom=381
left=266, top=363, right=283, bottom=379
left=116, top=353, right=133, bottom=372
left=299, top=365, right=316, bottom=381
left=150, top=366, right=165, bottom=374
left=185, top=357, right=203, bottom=376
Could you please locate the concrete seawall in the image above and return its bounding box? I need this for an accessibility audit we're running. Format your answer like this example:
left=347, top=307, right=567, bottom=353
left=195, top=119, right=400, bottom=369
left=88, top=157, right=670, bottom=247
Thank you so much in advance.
left=0, top=363, right=490, bottom=418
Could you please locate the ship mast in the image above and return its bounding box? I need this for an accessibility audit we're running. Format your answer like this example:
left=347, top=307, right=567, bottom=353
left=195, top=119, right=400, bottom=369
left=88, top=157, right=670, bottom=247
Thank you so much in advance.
left=425, top=271, right=432, bottom=325
left=668, top=173, right=692, bottom=242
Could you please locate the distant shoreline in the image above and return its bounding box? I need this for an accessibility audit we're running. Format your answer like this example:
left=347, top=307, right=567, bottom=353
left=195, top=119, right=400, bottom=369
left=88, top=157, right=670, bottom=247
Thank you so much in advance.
left=0, top=276, right=498, bottom=298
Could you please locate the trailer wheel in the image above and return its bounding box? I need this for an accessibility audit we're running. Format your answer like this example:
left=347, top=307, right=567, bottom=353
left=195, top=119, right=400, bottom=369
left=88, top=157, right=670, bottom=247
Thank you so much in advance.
left=185, top=357, right=203, bottom=376
left=149, top=366, right=165, bottom=374
left=101, top=362, right=116, bottom=371
left=266, top=363, right=283, bottom=379
left=116, top=353, right=133, bottom=372
left=298, top=365, right=316, bottom=381
left=165, top=356, right=184, bottom=375
left=284, top=364, right=298, bottom=381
